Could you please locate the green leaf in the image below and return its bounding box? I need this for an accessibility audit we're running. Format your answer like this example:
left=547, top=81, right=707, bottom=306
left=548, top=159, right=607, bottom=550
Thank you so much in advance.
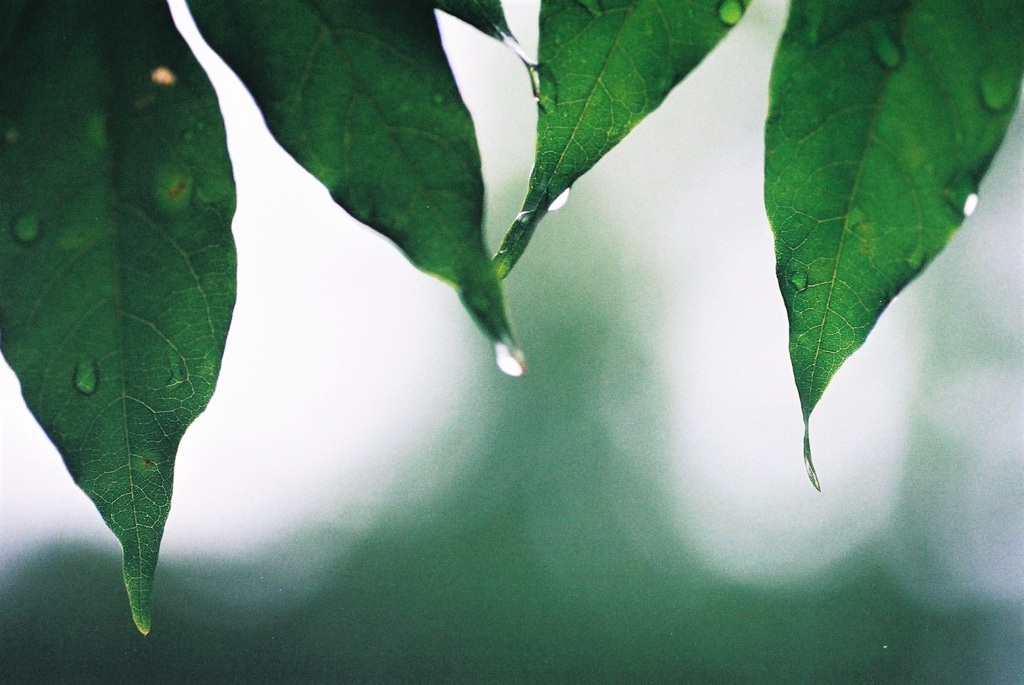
left=434, top=0, right=515, bottom=41
left=493, top=0, right=749, bottom=277
left=190, top=0, right=520, bottom=361
left=765, top=0, right=1023, bottom=488
left=0, top=0, right=237, bottom=632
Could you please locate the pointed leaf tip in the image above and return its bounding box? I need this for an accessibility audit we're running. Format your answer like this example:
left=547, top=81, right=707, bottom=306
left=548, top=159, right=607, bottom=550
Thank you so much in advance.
left=803, top=423, right=821, bottom=492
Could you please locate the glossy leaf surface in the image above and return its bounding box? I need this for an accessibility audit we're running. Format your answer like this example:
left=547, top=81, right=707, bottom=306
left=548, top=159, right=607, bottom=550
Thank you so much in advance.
left=494, top=0, right=749, bottom=276
left=765, top=0, right=1023, bottom=487
left=0, top=0, right=237, bottom=632
left=191, top=0, right=518, bottom=350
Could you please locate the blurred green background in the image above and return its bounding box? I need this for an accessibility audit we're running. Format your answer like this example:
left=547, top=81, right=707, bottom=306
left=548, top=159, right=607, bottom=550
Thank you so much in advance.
left=2, top=1, right=1021, bottom=683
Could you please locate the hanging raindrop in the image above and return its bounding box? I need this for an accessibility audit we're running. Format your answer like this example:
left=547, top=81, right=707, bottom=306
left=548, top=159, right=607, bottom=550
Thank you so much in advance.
left=548, top=187, right=571, bottom=212
left=495, top=342, right=526, bottom=377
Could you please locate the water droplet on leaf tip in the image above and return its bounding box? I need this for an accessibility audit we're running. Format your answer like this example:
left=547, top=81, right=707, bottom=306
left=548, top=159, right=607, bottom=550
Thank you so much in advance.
left=548, top=187, right=571, bottom=212
left=717, top=0, right=745, bottom=26
left=963, top=193, right=979, bottom=217
left=12, top=214, right=40, bottom=244
left=74, top=358, right=99, bottom=395
left=495, top=342, right=526, bottom=377
left=803, top=426, right=821, bottom=491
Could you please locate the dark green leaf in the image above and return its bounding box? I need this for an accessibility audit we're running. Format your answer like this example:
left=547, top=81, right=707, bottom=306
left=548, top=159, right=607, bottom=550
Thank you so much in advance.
left=191, top=0, right=520, bottom=360
left=435, top=0, right=515, bottom=41
left=0, top=0, right=237, bottom=632
left=765, top=0, right=1023, bottom=488
left=493, top=0, right=749, bottom=276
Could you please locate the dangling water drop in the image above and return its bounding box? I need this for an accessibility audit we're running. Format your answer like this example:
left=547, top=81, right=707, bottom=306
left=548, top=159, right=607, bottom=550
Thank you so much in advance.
left=74, top=357, right=99, bottom=395
left=942, top=171, right=978, bottom=217
left=788, top=269, right=809, bottom=293
left=12, top=214, right=39, bottom=244
left=962, top=193, right=979, bottom=217
left=873, top=34, right=903, bottom=69
left=495, top=342, right=526, bottom=377
left=717, top=0, right=745, bottom=26
left=548, top=187, right=571, bottom=212
left=803, top=422, right=821, bottom=492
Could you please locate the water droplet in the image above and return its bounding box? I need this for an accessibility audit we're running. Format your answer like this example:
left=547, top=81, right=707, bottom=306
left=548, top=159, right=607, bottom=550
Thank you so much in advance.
left=495, top=341, right=526, bottom=377
left=577, top=0, right=602, bottom=16
left=962, top=193, right=979, bottom=217
left=980, top=68, right=1015, bottom=112
left=942, top=171, right=978, bottom=217
left=12, top=214, right=39, bottom=244
left=788, top=269, right=808, bottom=293
left=548, top=187, right=571, bottom=212
left=718, top=0, right=745, bottom=26
left=803, top=422, right=821, bottom=492
left=515, top=209, right=535, bottom=224
left=872, top=29, right=903, bottom=70
left=74, top=358, right=99, bottom=395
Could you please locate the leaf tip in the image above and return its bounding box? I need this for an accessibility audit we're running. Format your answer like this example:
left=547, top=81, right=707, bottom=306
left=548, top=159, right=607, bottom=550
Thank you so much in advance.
left=803, top=422, right=821, bottom=492
left=132, top=609, right=152, bottom=636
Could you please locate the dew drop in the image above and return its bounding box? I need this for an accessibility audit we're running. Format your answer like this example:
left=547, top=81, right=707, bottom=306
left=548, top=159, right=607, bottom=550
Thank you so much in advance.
left=74, top=358, right=99, bottom=396
left=12, top=214, right=40, bottom=244
left=962, top=193, right=979, bottom=217
left=788, top=268, right=808, bottom=293
left=548, top=187, right=571, bottom=212
left=803, top=422, right=821, bottom=492
left=495, top=342, right=526, bottom=377
left=717, top=0, right=745, bottom=26
left=872, top=30, right=903, bottom=70
left=980, top=69, right=1015, bottom=112
left=942, top=171, right=978, bottom=217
